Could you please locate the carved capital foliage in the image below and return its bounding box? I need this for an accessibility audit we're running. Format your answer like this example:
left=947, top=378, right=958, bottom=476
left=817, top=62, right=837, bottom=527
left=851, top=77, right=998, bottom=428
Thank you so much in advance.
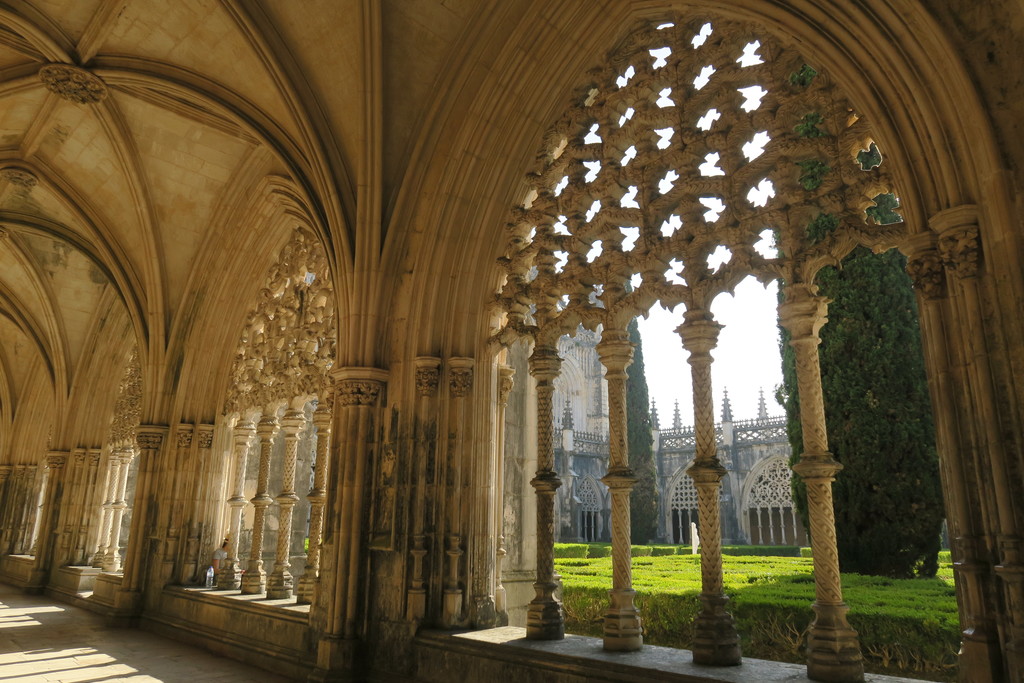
left=677, top=311, right=722, bottom=359
left=225, top=227, right=335, bottom=415
left=197, top=426, right=215, bottom=449
left=778, top=284, right=829, bottom=342
left=336, top=379, right=382, bottom=406
left=414, top=357, right=441, bottom=397
left=937, top=224, right=981, bottom=280
left=107, top=348, right=142, bottom=448
left=529, top=345, right=562, bottom=382
left=498, top=365, right=516, bottom=405
left=46, top=451, right=68, bottom=469
left=135, top=428, right=165, bottom=451
left=449, top=367, right=473, bottom=398
left=905, top=250, right=946, bottom=300
left=39, top=64, right=108, bottom=104
left=176, top=427, right=194, bottom=448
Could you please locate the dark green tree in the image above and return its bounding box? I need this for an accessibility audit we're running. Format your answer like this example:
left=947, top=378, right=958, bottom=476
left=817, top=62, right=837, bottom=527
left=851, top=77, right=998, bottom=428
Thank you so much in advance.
left=779, top=244, right=944, bottom=578
left=627, top=318, right=658, bottom=543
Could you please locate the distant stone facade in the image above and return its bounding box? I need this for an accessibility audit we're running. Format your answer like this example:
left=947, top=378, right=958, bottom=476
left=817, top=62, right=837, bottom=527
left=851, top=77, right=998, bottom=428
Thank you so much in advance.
left=550, top=332, right=807, bottom=546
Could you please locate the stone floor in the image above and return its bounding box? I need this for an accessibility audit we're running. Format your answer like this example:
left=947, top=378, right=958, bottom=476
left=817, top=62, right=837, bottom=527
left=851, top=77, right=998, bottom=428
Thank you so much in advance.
left=0, top=583, right=289, bottom=682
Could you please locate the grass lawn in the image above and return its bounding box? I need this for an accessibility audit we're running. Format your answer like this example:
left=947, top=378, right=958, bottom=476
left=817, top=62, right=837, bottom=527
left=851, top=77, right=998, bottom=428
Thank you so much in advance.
left=555, top=552, right=959, bottom=681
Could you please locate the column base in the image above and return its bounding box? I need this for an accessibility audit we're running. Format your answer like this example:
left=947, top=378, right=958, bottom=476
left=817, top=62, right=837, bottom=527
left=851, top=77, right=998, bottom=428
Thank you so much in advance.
left=266, top=569, right=294, bottom=599
left=442, top=588, right=463, bottom=628
left=472, top=595, right=497, bottom=628
left=692, top=593, right=742, bottom=665
left=525, top=585, right=564, bottom=640
left=603, top=588, right=642, bottom=652
left=217, top=563, right=242, bottom=591
left=309, top=635, right=359, bottom=682
left=806, top=602, right=864, bottom=683
left=240, top=566, right=266, bottom=595
left=296, top=572, right=317, bottom=605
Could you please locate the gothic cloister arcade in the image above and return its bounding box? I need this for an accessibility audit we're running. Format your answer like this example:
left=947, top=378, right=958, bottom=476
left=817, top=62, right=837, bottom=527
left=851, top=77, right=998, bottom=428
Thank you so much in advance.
left=0, top=2, right=1022, bottom=682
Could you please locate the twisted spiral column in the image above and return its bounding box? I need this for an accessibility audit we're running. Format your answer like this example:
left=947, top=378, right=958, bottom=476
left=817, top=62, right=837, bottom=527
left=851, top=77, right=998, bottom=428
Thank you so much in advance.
left=297, top=401, right=332, bottom=604
left=525, top=346, right=564, bottom=640
left=218, top=420, right=254, bottom=589
left=678, top=312, right=741, bottom=665
left=268, top=409, right=305, bottom=599
left=597, top=329, right=642, bottom=652
left=780, top=284, right=863, bottom=682
left=241, top=413, right=279, bottom=595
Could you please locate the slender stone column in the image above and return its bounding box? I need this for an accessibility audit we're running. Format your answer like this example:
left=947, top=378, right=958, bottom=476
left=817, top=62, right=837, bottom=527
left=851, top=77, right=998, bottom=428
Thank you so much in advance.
left=525, top=345, right=564, bottom=640
left=93, top=453, right=121, bottom=568
left=122, top=427, right=166, bottom=595
left=678, top=311, right=741, bottom=664
left=81, top=449, right=104, bottom=565
left=779, top=284, right=863, bottom=682
left=443, top=359, right=473, bottom=627
left=103, top=447, right=134, bottom=572
left=242, top=413, right=279, bottom=595
left=407, top=358, right=439, bottom=620
left=0, top=466, right=12, bottom=553
left=268, top=409, right=305, bottom=599
left=596, top=329, right=642, bottom=652
left=298, top=401, right=332, bottom=604
left=219, top=419, right=255, bottom=589
left=494, top=365, right=515, bottom=624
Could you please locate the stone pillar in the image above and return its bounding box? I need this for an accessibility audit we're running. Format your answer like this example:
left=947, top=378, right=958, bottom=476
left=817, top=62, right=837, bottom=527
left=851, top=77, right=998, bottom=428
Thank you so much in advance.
left=121, top=427, right=166, bottom=596
left=596, top=329, right=642, bottom=652
left=242, top=413, right=279, bottom=595
left=407, top=357, right=439, bottom=621
left=678, top=311, right=741, bottom=665
left=183, top=425, right=216, bottom=584
left=28, top=452, right=68, bottom=588
left=103, top=446, right=134, bottom=572
left=164, top=426, right=194, bottom=582
left=298, top=401, right=332, bottom=604
left=525, top=345, right=564, bottom=641
left=81, top=449, right=104, bottom=565
left=779, top=284, right=863, bottom=682
left=443, top=359, right=473, bottom=627
left=219, top=419, right=255, bottom=590
left=93, top=453, right=121, bottom=568
left=313, top=369, right=386, bottom=677
left=267, top=409, right=305, bottom=599
left=0, top=466, right=12, bottom=553
left=58, top=449, right=87, bottom=565
left=494, top=365, right=515, bottom=624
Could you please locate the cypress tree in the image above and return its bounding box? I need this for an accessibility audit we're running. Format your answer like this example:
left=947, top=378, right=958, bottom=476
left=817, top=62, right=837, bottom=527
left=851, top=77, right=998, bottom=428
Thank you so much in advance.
left=780, top=245, right=944, bottom=578
left=627, top=318, right=659, bottom=543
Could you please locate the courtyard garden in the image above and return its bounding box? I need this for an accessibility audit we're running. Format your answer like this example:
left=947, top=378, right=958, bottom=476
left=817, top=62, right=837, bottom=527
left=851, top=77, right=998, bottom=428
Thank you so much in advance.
left=554, top=544, right=959, bottom=681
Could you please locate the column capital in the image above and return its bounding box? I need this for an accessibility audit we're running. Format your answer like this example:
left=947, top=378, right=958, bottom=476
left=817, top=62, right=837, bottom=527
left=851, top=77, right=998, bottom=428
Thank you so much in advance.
left=135, top=425, right=168, bottom=451
left=686, top=459, right=727, bottom=483
left=0, top=464, right=11, bottom=482
left=256, top=413, right=280, bottom=440
left=312, top=402, right=333, bottom=430
left=778, top=284, right=829, bottom=341
left=46, top=450, right=68, bottom=469
left=449, top=357, right=474, bottom=398
left=596, top=328, right=633, bottom=375
left=498, top=365, right=516, bottom=407
left=792, top=455, right=843, bottom=479
left=528, top=345, right=561, bottom=381
left=676, top=310, right=722, bottom=358
left=196, top=424, right=215, bottom=450
left=175, top=424, right=194, bottom=449
left=280, top=409, right=306, bottom=435
left=414, top=356, right=441, bottom=397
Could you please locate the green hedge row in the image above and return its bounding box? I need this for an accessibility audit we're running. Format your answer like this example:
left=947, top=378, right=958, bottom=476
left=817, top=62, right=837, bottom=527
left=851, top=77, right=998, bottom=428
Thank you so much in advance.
left=554, top=543, right=806, bottom=559
left=555, top=554, right=959, bottom=681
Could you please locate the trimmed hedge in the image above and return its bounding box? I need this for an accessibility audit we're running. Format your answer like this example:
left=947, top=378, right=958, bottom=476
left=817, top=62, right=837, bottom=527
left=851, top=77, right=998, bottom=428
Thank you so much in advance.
left=721, top=545, right=802, bottom=557
left=556, top=554, right=959, bottom=681
left=553, top=543, right=589, bottom=558
left=587, top=544, right=611, bottom=558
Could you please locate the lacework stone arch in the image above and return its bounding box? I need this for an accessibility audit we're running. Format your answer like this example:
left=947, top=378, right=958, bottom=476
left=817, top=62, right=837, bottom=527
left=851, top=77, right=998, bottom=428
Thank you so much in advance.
left=669, top=469, right=699, bottom=545
left=744, top=456, right=805, bottom=546
left=220, top=226, right=336, bottom=602
left=577, top=475, right=603, bottom=542
left=494, top=12, right=905, bottom=671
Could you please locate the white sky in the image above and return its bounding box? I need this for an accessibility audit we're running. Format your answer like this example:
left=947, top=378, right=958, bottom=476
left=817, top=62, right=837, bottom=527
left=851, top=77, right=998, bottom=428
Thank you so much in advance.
left=636, top=276, right=784, bottom=428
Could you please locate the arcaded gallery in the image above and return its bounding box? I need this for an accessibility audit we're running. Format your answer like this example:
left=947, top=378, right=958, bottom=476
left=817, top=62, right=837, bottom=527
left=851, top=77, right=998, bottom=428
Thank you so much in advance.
left=0, top=1, right=1021, bottom=682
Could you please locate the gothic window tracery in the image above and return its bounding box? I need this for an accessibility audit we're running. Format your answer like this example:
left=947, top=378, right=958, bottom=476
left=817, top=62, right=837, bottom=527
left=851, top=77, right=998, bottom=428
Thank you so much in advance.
left=577, top=476, right=602, bottom=542
left=669, top=470, right=699, bottom=544
left=745, top=457, right=805, bottom=545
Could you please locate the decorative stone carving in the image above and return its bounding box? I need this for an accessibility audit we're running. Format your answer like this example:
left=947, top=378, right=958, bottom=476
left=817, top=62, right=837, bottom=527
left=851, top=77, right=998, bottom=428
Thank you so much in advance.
left=108, top=349, right=142, bottom=449
left=196, top=427, right=214, bottom=450
left=906, top=251, right=946, bottom=300
left=449, top=367, right=473, bottom=398
left=225, top=228, right=335, bottom=414
left=176, top=428, right=193, bottom=448
left=415, top=366, right=440, bottom=397
left=336, top=379, right=381, bottom=406
left=135, top=431, right=163, bottom=451
left=938, top=224, right=981, bottom=280
left=38, top=64, right=108, bottom=104
left=0, top=167, right=37, bottom=192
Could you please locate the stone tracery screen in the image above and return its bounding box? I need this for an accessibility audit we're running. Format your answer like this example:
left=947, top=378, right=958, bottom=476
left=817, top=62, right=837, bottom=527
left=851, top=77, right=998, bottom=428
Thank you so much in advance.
left=669, top=472, right=699, bottom=545
left=495, top=16, right=903, bottom=344
left=578, top=476, right=602, bottom=542
left=747, top=457, right=805, bottom=545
